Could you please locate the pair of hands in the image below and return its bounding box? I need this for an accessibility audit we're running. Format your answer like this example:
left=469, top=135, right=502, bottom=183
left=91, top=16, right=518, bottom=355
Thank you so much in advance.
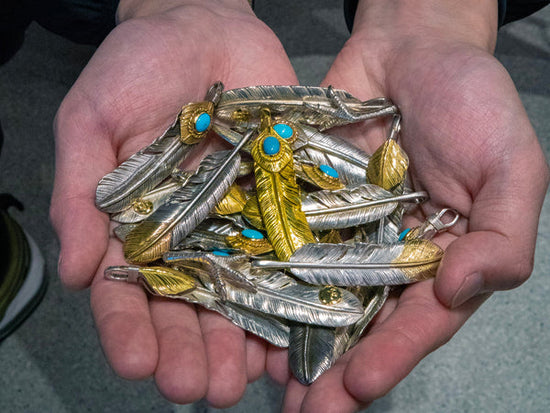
left=50, top=0, right=548, bottom=411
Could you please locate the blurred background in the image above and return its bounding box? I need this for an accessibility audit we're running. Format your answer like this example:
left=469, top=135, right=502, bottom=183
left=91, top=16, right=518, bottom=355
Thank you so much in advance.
left=1, top=1, right=549, bottom=412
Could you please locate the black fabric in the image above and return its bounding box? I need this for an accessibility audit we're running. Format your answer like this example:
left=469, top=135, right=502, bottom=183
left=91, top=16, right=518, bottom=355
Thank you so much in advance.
left=0, top=0, right=119, bottom=65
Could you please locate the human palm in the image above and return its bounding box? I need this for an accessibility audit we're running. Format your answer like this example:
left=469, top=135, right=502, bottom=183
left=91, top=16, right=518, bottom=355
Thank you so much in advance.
left=51, top=3, right=298, bottom=407
left=277, top=36, right=548, bottom=412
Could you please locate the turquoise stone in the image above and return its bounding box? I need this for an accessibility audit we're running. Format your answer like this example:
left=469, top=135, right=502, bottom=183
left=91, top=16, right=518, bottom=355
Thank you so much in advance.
left=212, top=249, right=230, bottom=256
left=398, top=228, right=411, bottom=242
left=195, top=112, right=211, bottom=133
left=273, top=123, right=293, bottom=139
left=319, top=164, right=339, bottom=178
left=241, top=229, right=264, bottom=240
left=263, top=136, right=280, bottom=155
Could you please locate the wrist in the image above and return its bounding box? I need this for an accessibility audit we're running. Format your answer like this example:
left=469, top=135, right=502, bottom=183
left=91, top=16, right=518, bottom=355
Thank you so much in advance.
left=351, top=0, right=498, bottom=53
left=117, top=0, right=253, bottom=23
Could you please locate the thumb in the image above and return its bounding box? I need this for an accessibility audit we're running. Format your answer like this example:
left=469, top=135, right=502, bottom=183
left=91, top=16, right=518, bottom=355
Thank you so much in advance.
left=435, top=146, right=549, bottom=308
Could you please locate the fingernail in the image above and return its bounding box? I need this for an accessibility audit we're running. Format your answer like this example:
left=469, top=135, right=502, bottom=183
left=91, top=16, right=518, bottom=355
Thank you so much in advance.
left=451, top=272, right=484, bottom=308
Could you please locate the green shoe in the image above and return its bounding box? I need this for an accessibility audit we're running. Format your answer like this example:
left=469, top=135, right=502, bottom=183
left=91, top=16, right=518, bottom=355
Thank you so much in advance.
left=0, top=194, right=47, bottom=341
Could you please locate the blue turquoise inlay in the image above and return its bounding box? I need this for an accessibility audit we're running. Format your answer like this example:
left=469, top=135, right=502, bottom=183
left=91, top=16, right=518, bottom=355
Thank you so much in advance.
left=195, top=112, right=211, bottom=133
left=273, top=123, right=294, bottom=139
left=263, top=136, right=280, bottom=155
left=319, top=164, right=339, bottom=178
left=212, top=249, right=230, bottom=256
left=398, top=228, right=411, bottom=241
left=241, top=229, right=264, bottom=240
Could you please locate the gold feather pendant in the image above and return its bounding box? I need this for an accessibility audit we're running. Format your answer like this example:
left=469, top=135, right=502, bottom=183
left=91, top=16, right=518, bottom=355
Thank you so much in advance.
left=366, top=115, right=409, bottom=191
left=251, top=110, right=315, bottom=261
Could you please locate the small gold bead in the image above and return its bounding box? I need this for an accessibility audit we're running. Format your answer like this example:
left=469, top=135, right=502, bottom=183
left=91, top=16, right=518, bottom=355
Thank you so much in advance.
left=318, top=286, right=342, bottom=305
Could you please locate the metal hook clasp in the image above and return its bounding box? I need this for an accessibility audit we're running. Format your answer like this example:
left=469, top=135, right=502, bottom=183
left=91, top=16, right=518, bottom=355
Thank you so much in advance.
left=104, top=266, right=142, bottom=283
left=427, top=208, right=460, bottom=232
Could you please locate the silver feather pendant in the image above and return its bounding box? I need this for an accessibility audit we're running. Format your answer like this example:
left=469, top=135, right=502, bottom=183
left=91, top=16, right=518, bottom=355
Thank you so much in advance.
left=253, top=239, right=444, bottom=286
left=213, top=85, right=397, bottom=146
left=123, top=144, right=245, bottom=264
left=293, top=125, right=371, bottom=186
left=171, top=217, right=242, bottom=252
left=301, top=185, right=427, bottom=231
left=164, top=251, right=365, bottom=327
left=104, top=265, right=289, bottom=347
left=96, top=82, right=224, bottom=213
left=110, top=173, right=191, bottom=224
left=289, top=285, right=389, bottom=384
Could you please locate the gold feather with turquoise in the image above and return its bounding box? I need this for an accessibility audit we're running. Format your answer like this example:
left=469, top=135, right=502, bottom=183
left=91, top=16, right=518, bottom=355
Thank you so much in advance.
left=251, top=117, right=316, bottom=261
left=123, top=148, right=243, bottom=264
left=253, top=239, right=444, bottom=286
left=95, top=82, right=223, bottom=213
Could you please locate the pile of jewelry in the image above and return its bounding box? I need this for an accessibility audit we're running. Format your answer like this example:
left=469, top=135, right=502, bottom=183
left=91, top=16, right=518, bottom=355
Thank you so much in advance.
left=97, top=82, right=458, bottom=384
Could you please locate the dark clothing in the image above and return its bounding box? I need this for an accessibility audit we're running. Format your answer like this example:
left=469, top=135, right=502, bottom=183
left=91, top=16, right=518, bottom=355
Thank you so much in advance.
left=1, top=0, right=118, bottom=64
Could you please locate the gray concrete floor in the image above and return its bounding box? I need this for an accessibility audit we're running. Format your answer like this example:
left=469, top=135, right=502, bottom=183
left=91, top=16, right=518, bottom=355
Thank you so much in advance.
left=1, top=2, right=549, bottom=412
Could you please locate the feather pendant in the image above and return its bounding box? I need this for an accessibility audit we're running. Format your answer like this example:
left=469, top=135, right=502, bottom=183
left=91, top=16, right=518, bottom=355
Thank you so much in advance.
left=96, top=83, right=223, bottom=213
left=123, top=148, right=242, bottom=264
left=293, top=125, right=371, bottom=186
left=289, top=323, right=350, bottom=385
left=104, top=265, right=196, bottom=296
left=113, top=223, right=138, bottom=242
left=301, top=184, right=400, bottom=231
left=171, top=217, right=242, bottom=252
left=110, top=173, right=191, bottom=223
left=288, top=284, right=389, bottom=384
left=185, top=286, right=290, bottom=347
left=254, top=239, right=444, bottom=286
left=105, top=265, right=289, bottom=347
left=213, top=184, right=249, bottom=215
left=294, top=160, right=345, bottom=190
left=366, top=116, right=409, bottom=191
left=164, top=252, right=364, bottom=326
left=213, top=86, right=397, bottom=144
left=251, top=115, right=316, bottom=261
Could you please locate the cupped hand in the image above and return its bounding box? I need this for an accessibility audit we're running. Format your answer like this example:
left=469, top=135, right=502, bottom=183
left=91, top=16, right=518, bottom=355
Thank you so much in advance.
left=278, top=1, right=549, bottom=411
left=50, top=0, right=298, bottom=406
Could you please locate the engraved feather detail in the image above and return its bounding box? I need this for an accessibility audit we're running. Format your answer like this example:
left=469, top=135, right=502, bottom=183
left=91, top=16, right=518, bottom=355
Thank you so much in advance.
left=123, top=150, right=241, bottom=264
left=293, top=125, right=371, bottom=186
left=366, top=140, right=409, bottom=191
left=251, top=124, right=316, bottom=261
left=95, top=119, right=188, bottom=213
left=301, top=184, right=399, bottom=231
left=254, top=239, right=443, bottom=286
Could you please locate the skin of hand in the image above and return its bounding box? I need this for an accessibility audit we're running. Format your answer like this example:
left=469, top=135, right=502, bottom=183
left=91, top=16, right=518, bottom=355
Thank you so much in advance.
left=276, top=0, right=549, bottom=411
left=50, top=0, right=299, bottom=407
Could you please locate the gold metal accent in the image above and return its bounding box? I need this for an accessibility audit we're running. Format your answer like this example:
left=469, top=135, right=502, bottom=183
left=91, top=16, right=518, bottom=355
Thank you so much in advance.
left=231, top=108, right=251, bottom=124
left=225, top=233, right=274, bottom=255
left=393, top=239, right=444, bottom=281
left=139, top=266, right=196, bottom=296
left=242, top=196, right=265, bottom=230
left=251, top=110, right=316, bottom=261
left=317, top=229, right=343, bottom=244
left=132, top=199, right=154, bottom=215
left=124, top=220, right=173, bottom=264
left=295, top=162, right=345, bottom=190
left=318, top=286, right=343, bottom=305
left=213, top=184, right=249, bottom=215
left=179, top=101, right=215, bottom=144
left=366, top=140, right=409, bottom=191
